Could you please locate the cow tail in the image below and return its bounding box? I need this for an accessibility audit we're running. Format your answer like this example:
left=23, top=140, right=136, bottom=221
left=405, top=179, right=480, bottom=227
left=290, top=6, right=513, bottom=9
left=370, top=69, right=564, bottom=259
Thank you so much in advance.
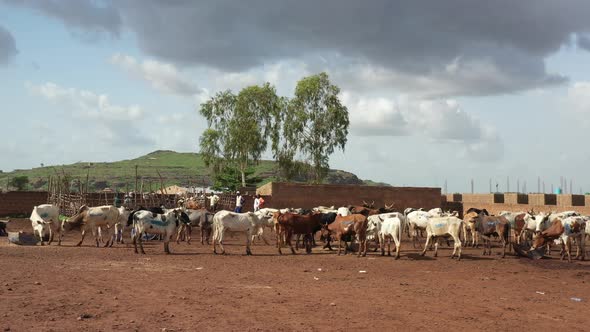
left=211, top=214, right=219, bottom=242
left=127, top=210, right=137, bottom=227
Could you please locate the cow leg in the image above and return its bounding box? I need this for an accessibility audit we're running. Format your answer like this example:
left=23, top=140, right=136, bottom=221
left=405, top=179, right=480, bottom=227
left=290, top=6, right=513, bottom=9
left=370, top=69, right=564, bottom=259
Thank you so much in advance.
left=132, top=232, right=138, bottom=254
left=566, top=238, right=572, bottom=263
left=138, top=234, right=146, bottom=254
left=201, top=227, right=205, bottom=245
left=379, top=234, right=385, bottom=256
left=212, top=229, right=218, bottom=254
left=102, top=227, right=113, bottom=248
left=218, top=231, right=226, bottom=255
left=47, top=227, right=53, bottom=245
left=451, top=234, right=462, bottom=260
left=76, top=228, right=87, bottom=247
left=387, top=237, right=391, bottom=256
left=176, top=224, right=184, bottom=244
left=337, top=236, right=342, bottom=256
left=295, top=234, right=300, bottom=250
left=421, top=235, right=431, bottom=256
left=393, top=233, right=401, bottom=260
left=287, top=232, right=296, bottom=255
left=277, top=230, right=283, bottom=255
left=434, top=238, right=439, bottom=257
left=305, top=234, right=312, bottom=254
left=246, top=232, right=253, bottom=256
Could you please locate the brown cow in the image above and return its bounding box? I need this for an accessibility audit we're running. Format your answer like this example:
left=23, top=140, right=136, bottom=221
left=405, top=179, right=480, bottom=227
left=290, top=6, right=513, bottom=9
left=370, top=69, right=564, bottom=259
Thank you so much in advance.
left=473, top=210, right=511, bottom=258
left=321, top=214, right=368, bottom=257
left=274, top=212, right=323, bottom=255
left=531, top=217, right=586, bottom=262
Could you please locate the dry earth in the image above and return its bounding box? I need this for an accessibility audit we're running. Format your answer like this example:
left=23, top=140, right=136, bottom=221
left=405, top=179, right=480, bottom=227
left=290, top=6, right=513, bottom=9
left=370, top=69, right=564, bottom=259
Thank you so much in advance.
left=1, top=218, right=589, bottom=331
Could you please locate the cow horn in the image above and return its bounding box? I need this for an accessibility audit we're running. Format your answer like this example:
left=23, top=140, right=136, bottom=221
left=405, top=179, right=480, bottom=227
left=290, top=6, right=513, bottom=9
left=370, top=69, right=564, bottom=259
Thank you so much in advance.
left=362, top=200, right=368, bottom=206
left=371, top=200, right=375, bottom=207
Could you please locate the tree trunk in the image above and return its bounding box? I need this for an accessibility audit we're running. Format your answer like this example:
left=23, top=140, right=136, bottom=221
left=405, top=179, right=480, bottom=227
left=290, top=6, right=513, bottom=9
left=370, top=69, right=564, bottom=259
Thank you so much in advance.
left=240, top=164, right=246, bottom=188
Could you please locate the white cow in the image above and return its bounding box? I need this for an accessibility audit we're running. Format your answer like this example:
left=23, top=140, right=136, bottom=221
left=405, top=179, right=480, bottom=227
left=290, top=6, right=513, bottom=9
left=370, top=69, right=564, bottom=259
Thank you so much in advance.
left=406, top=210, right=431, bottom=248
left=29, top=204, right=60, bottom=245
left=367, top=212, right=403, bottom=241
left=548, top=211, right=580, bottom=223
left=427, top=208, right=443, bottom=217
left=559, top=216, right=586, bottom=261
left=379, top=216, right=404, bottom=259
left=211, top=210, right=272, bottom=255
left=313, top=206, right=337, bottom=213
left=64, top=205, right=120, bottom=247
left=336, top=207, right=350, bottom=216
left=114, top=206, right=131, bottom=244
left=131, top=209, right=186, bottom=254
left=421, top=216, right=463, bottom=259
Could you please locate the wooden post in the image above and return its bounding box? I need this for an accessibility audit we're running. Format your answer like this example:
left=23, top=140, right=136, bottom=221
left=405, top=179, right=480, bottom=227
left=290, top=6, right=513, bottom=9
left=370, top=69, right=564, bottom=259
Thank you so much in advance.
left=135, top=164, right=138, bottom=196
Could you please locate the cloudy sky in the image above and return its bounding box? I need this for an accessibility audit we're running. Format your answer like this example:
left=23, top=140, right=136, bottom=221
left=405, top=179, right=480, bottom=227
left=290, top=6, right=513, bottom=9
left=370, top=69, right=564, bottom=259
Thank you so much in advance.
left=1, top=0, right=590, bottom=193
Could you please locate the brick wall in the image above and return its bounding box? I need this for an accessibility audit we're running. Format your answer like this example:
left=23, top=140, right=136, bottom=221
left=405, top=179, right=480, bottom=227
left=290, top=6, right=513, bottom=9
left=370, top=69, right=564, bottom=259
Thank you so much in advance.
left=257, top=182, right=441, bottom=211
left=447, top=193, right=590, bottom=216
left=0, top=191, right=48, bottom=216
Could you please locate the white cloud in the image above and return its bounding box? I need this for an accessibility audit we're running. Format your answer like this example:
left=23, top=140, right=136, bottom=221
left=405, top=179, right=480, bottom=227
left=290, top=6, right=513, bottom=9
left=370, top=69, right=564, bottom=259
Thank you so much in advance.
left=26, top=81, right=152, bottom=146
left=344, top=92, right=504, bottom=161
left=110, top=53, right=202, bottom=96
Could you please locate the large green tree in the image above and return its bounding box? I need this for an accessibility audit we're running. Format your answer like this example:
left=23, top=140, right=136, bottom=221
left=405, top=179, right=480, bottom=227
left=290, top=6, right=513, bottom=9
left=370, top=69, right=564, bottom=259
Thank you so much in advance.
left=280, top=72, right=349, bottom=183
left=199, top=83, right=283, bottom=187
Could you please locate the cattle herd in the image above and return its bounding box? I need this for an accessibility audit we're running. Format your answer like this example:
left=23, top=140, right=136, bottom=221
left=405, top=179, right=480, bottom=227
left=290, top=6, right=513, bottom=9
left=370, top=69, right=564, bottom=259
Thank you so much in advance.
left=26, top=201, right=589, bottom=262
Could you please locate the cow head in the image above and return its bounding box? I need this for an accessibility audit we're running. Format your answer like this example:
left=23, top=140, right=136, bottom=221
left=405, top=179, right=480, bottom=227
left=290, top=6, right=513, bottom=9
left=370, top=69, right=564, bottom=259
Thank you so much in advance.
left=530, top=233, right=546, bottom=250
left=533, top=212, right=550, bottom=234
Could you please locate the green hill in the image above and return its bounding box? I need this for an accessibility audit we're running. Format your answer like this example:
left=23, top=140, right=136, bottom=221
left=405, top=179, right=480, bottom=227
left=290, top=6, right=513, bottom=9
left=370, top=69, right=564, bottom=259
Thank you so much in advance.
left=0, top=150, right=388, bottom=192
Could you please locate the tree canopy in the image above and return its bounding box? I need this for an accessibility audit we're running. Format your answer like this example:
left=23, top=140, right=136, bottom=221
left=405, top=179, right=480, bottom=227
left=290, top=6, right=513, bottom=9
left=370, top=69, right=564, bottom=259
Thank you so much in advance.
left=199, top=83, right=283, bottom=187
left=10, top=176, right=29, bottom=191
left=281, top=72, right=349, bottom=183
left=198, top=72, right=349, bottom=185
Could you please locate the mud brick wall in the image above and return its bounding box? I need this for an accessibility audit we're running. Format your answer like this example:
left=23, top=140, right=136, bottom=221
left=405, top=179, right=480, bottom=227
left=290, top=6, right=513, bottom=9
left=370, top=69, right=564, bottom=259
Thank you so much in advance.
left=447, top=193, right=590, bottom=216
left=0, top=191, right=48, bottom=216
left=257, top=182, right=441, bottom=211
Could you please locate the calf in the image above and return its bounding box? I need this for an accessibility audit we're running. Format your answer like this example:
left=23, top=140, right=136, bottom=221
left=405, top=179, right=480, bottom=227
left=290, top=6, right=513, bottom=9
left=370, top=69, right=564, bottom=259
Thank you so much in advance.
left=175, top=208, right=212, bottom=245
left=531, top=217, right=586, bottom=262
left=274, top=212, right=323, bottom=254
left=462, top=208, right=489, bottom=247
left=321, top=214, right=368, bottom=257
left=420, top=216, right=463, bottom=259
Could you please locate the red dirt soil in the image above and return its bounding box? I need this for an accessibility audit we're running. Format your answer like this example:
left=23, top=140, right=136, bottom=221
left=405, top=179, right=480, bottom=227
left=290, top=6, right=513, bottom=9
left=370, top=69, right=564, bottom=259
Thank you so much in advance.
left=1, top=218, right=589, bottom=331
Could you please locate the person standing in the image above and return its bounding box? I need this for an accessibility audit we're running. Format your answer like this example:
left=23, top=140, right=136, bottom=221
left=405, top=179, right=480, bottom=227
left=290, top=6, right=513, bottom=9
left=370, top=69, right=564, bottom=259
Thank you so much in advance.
left=253, top=194, right=261, bottom=212
left=209, top=193, right=220, bottom=211
left=234, top=191, right=244, bottom=213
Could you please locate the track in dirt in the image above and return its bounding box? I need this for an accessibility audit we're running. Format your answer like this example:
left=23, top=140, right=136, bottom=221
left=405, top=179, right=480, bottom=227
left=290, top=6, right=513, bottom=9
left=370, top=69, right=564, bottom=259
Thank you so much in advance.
left=1, top=218, right=589, bottom=331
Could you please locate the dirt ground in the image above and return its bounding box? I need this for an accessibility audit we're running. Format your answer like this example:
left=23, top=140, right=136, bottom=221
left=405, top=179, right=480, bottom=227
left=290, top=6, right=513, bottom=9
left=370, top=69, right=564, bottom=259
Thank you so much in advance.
left=1, top=218, right=589, bottom=332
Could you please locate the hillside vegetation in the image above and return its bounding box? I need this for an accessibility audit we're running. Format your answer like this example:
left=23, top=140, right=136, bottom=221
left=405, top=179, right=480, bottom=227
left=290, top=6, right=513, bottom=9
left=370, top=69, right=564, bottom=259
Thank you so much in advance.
left=0, top=150, right=389, bottom=192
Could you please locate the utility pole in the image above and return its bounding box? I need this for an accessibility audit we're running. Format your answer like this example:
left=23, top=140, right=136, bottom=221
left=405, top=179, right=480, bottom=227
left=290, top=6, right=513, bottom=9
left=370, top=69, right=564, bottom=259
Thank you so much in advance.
left=542, top=181, right=545, bottom=194
left=517, top=179, right=520, bottom=193
left=489, top=178, right=492, bottom=193
left=470, top=179, right=474, bottom=194
left=444, top=179, right=447, bottom=195
left=506, top=176, right=510, bottom=193
left=570, top=179, right=573, bottom=195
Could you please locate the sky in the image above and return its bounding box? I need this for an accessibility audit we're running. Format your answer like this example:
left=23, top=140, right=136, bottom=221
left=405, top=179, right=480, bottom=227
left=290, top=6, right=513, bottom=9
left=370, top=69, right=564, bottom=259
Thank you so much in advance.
left=1, top=0, right=590, bottom=193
